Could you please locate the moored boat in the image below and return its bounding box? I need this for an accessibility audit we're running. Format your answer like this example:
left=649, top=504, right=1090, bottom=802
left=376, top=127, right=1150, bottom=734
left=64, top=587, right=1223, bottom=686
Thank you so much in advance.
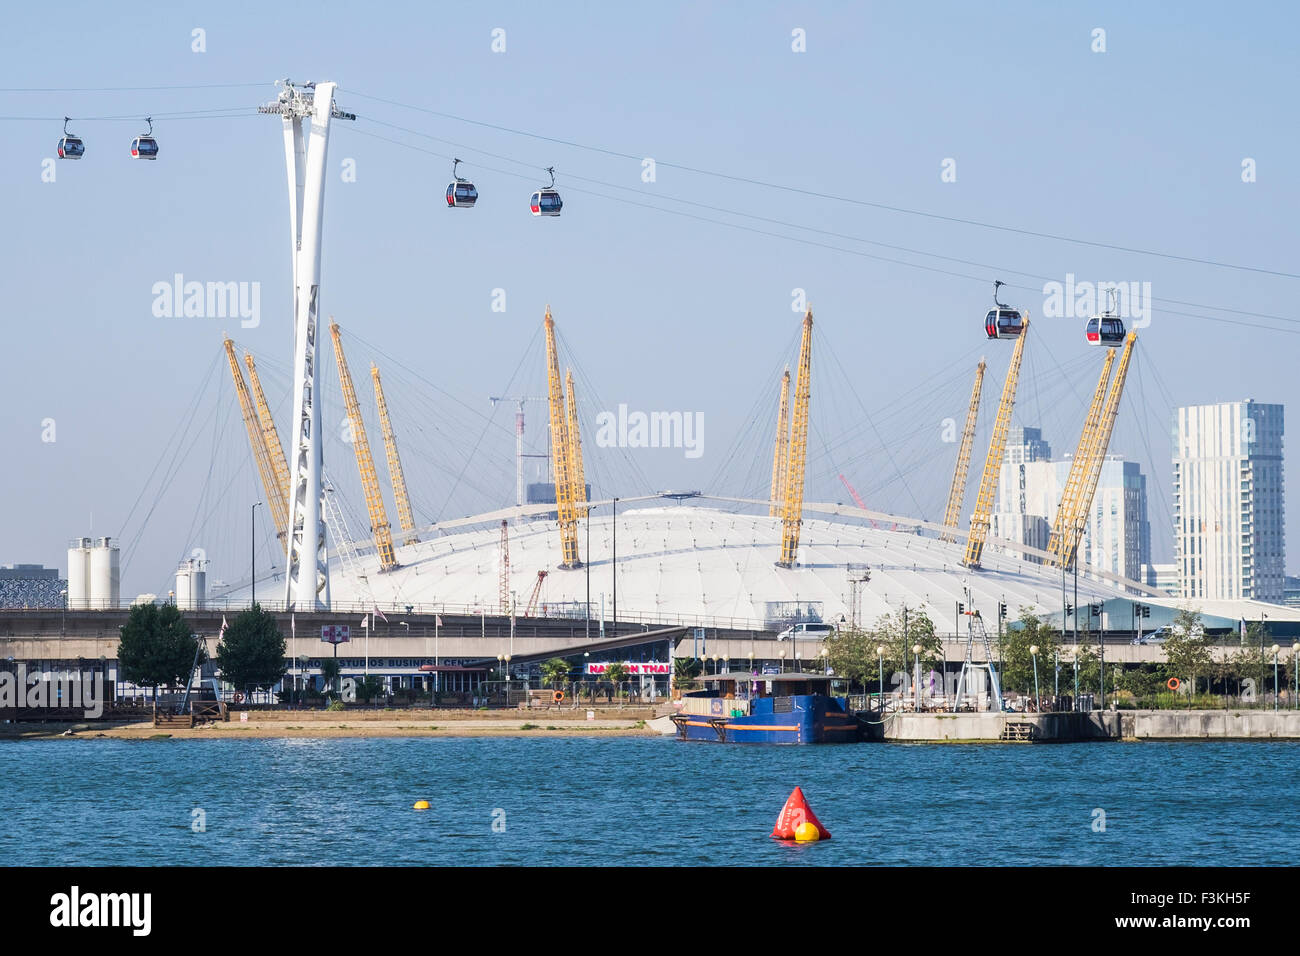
left=670, top=672, right=858, bottom=744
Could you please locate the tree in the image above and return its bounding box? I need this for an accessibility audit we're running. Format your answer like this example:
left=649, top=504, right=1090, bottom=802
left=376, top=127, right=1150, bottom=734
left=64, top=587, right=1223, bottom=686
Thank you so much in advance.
left=216, top=603, right=287, bottom=696
left=604, top=662, right=629, bottom=689
left=319, top=657, right=341, bottom=699
left=1000, top=610, right=1060, bottom=696
left=825, top=625, right=873, bottom=689
left=117, top=602, right=203, bottom=696
left=1163, top=606, right=1214, bottom=696
left=1070, top=636, right=1101, bottom=696
left=672, top=657, right=702, bottom=690
left=874, top=608, right=942, bottom=677
left=540, top=657, right=571, bottom=688
left=355, top=674, right=384, bottom=704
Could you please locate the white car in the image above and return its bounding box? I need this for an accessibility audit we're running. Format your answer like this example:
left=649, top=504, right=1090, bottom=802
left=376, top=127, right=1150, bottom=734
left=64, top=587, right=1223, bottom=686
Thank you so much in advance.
left=776, top=622, right=834, bottom=642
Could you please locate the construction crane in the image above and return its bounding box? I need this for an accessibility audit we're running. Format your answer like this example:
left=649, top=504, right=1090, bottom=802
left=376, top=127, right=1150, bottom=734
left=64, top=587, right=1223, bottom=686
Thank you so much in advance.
left=768, top=368, right=790, bottom=517
left=543, top=307, right=582, bottom=568
left=1056, top=332, right=1137, bottom=570
left=244, top=352, right=292, bottom=525
left=370, top=364, right=418, bottom=546
left=224, top=338, right=289, bottom=541
left=837, top=474, right=882, bottom=530
left=328, top=319, right=397, bottom=572
left=488, top=395, right=549, bottom=508
left=777, top=308, right=813, bottom=568
left=963, top=319, right=1030, bottom=569
left=1047, top=347, right=1117, bottom=565
left=498, top=519, right=510, bottom=613
left=565, top=369, right=589, bottom=517
left=941, top=359, right=986, bottom=542
left=524, top=569, right=548, bottom=616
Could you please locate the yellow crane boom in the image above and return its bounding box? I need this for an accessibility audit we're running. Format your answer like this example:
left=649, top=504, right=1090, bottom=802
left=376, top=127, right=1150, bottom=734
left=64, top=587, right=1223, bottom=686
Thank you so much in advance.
left=564, top=369, right=589, bottom=518
left=769, top=368, right=791, bottom=517
left=329, top=320, right=398, bottom=572
left=370, top=364, right=419, bottom=546
left=1047, top=347, right=1117, bottom=565
left=963, top=319, right=1030, bottom=568
left=244, top=352, right=292, bottom=530
left=1058, top=332, right=1137, bottom=570
left=544, top=307, right=581, bottom=568
left=225, top=338, right=289, bottom=541
left=941, top=359, right=986, bottom=541
left=778, top=309, right=813, bottom=568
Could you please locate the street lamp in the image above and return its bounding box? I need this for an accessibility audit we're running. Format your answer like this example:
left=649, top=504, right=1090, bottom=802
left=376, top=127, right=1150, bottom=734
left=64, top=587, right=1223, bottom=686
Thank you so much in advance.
left=1029, top=644, right=1040, bottom=713
left=251, top=501, right=262, bottom=607
left=876, top=645, right=886, bottom=709
left=912, top=643, right=922, bottom=710
left=1271, top=644, right=1280, bottom=712
left=1293, top=643, right=1300, bottom=711
left=778, top=649, right=786, bottom=673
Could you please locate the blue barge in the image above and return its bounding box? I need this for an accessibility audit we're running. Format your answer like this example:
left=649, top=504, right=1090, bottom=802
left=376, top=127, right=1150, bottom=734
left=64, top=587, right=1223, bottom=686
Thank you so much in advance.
left=669, top=672, right=859, bottom=744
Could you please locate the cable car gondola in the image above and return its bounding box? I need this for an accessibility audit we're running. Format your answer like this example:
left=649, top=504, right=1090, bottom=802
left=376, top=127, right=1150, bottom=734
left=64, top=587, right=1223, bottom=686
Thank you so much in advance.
left=529, top=166, right=562, bottom=217
left=1085, top=289, right=1125, bottom=346
left=130, top=117, right=159, bottom=160
left=57, top=117, right=84, bottom=160
left=445, top=157, right=478, bottom=208
left=983, top=279, right=1025, bottom=339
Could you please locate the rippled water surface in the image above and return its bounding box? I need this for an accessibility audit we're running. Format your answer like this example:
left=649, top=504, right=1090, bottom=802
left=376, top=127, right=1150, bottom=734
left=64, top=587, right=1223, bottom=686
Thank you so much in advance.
left=2, top=737, right=1296, bottom=865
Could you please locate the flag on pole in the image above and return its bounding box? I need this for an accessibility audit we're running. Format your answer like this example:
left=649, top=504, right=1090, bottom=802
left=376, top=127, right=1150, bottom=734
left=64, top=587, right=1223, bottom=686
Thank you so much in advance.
left=374, top=605, right=389, bottom=624
left=291, top=613, right=296, bottom=639
left=436, top=615, right=443, bottom=627
left=219, top=615, right=228, bottom=639
left=360, top=614, right=369, bottom=626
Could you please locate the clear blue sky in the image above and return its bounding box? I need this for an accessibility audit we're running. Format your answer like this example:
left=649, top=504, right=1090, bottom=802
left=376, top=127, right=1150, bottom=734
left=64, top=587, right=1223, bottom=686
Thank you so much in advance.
left=2, top=1, right=1297, bottom=599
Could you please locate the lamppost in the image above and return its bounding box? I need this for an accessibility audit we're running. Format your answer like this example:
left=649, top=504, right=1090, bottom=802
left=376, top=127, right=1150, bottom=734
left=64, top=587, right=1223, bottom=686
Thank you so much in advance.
left=1029, top=644, right=1040, bottom=713
left=612, top=496, right=618, bottom=634
left=1053, top=648, right=1060, bottom=711
left=1072, top=653, right=1079, bottom=711
left=912, top=643, right=922, bottom=711
left=877, top=645, right=886, bottom=710
left=1294, top=643, right=1300, bottom=711
left=251, top=501, right=262, bottom=607
left=585, top=510, right=591, bottom=640
left=778, top=649, right=786, bottom=673
left=1271, top=644, right=1280, bottom=712
left=496, top=654, right=504, bottom=704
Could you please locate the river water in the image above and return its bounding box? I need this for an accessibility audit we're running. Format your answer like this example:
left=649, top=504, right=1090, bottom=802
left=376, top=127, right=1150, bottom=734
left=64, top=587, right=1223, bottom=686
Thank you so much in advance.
left=2, top=737, right=1295, bottom=866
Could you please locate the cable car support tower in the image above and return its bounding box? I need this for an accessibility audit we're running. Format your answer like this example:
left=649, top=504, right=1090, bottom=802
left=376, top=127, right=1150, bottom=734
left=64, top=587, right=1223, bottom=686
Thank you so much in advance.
left=259, top=79, right=354, bottom=610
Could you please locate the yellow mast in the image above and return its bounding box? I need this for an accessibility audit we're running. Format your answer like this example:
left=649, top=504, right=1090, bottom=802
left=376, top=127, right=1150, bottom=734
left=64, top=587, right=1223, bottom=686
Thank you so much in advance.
left=768, top=368, right=791, bottom=517
left=963, top=318, right=1030, bottom=568
left=1047, top=347, right=1117, bottom=565
left=225, top=338, right=289, bottom=541
left=777, top=309, right=813, bottom=568
left=565, top=369, right=588, bottom=518
left=329, top=320, right=398, bottom=571
left=941, top=359, right=986, bottom=541
left=1059, top=332, right=1137, bottom=570
left=244, top=352, right=291, bottom=529
left=543, top=307, right=581, bottom=568
left=370, top=364, right=419, bottom=546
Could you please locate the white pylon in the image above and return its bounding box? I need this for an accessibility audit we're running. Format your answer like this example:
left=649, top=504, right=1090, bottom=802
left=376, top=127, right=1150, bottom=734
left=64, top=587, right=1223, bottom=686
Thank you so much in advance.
left=260, top=79, right=354, bottom=610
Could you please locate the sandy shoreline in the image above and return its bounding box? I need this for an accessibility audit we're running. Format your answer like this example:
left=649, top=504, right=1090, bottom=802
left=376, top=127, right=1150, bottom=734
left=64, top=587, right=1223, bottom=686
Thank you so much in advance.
left=1, top=708, right=666, bottom=740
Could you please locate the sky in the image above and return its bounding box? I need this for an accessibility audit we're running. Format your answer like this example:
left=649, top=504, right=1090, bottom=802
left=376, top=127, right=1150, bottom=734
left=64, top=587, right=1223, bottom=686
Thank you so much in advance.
left=2, top=1, right=1298, bottom=600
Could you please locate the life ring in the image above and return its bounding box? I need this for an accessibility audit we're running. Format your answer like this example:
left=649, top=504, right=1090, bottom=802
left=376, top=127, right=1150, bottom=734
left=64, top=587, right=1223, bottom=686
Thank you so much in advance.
left=553, top=690, right=565, bottom=703
left=233, top=693, right=244, bottom=703
left=1166, top=678, right=1180, bottom=691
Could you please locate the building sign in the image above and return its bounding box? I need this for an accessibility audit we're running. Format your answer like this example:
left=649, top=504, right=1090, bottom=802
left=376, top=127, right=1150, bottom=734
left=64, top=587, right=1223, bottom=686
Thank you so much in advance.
left=321, top=626, right=351, bottom=645
left=585, top=662, right=670, bottom=675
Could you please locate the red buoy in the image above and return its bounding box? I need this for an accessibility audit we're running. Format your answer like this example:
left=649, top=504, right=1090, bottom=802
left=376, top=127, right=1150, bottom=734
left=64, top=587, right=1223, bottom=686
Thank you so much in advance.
left=771, top=786, right=831, bottom=841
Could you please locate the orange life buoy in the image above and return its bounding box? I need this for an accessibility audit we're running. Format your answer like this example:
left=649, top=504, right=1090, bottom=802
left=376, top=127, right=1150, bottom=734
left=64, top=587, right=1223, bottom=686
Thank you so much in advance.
left=553, top=690, right=565, bottom=702
left=1166, top=677, right=1180, bottom=691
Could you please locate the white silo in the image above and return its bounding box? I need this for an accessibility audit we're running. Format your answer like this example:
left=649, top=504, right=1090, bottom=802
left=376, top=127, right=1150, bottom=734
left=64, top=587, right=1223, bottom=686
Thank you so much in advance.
left=66, top=538, right=91, bottom=609
left=89, top=536, right=121, bottom=610
left=175, top=558, right=207, bottom=610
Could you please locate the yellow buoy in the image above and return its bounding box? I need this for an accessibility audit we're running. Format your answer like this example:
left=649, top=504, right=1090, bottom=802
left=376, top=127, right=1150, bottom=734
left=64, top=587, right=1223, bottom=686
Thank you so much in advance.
left=413, top=800, right=430, bottom=810
left=794, top=820, right=820, bottom=842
